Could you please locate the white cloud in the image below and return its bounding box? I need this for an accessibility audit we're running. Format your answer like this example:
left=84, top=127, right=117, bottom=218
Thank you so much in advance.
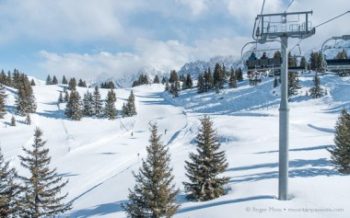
left=175, top=0, right=208, bottom=16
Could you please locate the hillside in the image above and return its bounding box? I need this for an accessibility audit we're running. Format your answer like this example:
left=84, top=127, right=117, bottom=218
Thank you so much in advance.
left=1, top=72, right=350, bottom=218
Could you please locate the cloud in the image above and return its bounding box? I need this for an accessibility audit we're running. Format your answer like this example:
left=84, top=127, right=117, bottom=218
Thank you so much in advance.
left=38, top=37, right=250, bottom=81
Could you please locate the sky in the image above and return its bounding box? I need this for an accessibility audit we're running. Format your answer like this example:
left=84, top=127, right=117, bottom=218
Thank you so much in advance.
left=0, top=0, right=349, bottom=81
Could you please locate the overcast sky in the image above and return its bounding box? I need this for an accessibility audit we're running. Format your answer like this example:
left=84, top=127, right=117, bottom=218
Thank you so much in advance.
left=0, top=0, right=349, bottom=80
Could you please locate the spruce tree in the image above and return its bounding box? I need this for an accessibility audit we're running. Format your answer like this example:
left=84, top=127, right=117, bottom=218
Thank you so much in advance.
left=309, top=72, right=324, bottom=98
left=65, top=90, right=83, bottom=120
left=123, top=124, right=179, bottom=217
left=197, top=74, right=205, bottom=93
left=300, top=56, right=308, bottom=70
left=184, top=116, right=229, bottom=201
left=0, top=148, right=20, bottom=217
left=228, top=68, right=237, bottom=88
left=62, top=76, right=68, bottom=85
left=52, top=76, right=58, bottom=85
left=15, top=75, right=37, bottom=115
left=185, top=74, right=193, bottom=89
left=83, top=91, right=94, bottom=117
left=104, top=89, right=117, bottom=119
left=93, top=86, right=103, bottom=116
left=329, top=109, right=350, bottom=174
left=213, top=63, right=224, bottom=90
left=68, top=78, right=77, bottom=90
left=288, top=72, right=301, bottom=97
left=19, top=128, right=71, bottom=217
left=153, top=75, right=160, bottom=84
left=126, top=90, right=136, bottom=116
left=169, top=70, right=178, bottom=83
left=0, top=84, right=6, bottom=118
left=58, top=92, right=64, bottom=103
left=10, top=116, right=15, bottom=126
left=30, top=79, right=36, bottom=86
left=46, top=75, right=52, bottom=85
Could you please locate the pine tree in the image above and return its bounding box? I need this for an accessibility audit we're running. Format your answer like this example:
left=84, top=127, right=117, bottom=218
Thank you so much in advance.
left=197, top=74, right=205, bottom=93
left=58, top=92, right=64, bottom=103
left=213, top=63, right=224, bottom=90
left=228, top=68, right=237, bottom=88
left=309, top=72, right=324, bottom=98
left=62, top=76, right=68, bottom=85
left=288, top=72, right=301, bottom=97
left=184, top=116, right=229, bottom=201
left=65, top=90, right=83, bottom=120
left=10, top=116, right=16, bottom=126
left=300, top=56, right=307, bottom=70
left=92, top=86, right=103, bottom=116
left=83, top=91, right=94, bottom=117
left=125, top=90, right=136, bottom=116
left=123, top=124, right=179, bottom=217
left=185, top=74, right=193, bottom=89
left=0, top=84, right=6, bottom=119
left=169, top=70, right=178, bottom=83
left=26, top=114, right=31, bottom=125
left=15, top=75, right=37, bottom=115
left=52, top=76, right=58, bottom=85
left=68, top=78, right=77, bottom=90
left=0, top=148, right=20, bottom=217
left=153, top=75, right=160, bottom=83
left=329, top=109, right=350, bottom=174
left=30, top=79, right=36, bottom=86
left=19, top=128, right=71, bottom=217
left=46, top=75, right=52, bottom=85
left=64, top=91, right=69, bottom=102
left=104, top=89, right=117, bottom=119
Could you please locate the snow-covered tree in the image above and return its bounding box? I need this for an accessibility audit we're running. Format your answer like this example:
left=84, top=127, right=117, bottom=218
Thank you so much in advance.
left=184, top=116, right=229, bottom=201
left=329, top=109, right=350, bottom=174
left=123, top=124, right=179, bottom=217
left=93, top=86, right=103, bottom=116
left=19, top=128, right=71, bottom=217
left=123, top=90, right=136, bottom=117
left=65, top=90, right=83, bottom=120
left=288, top=72, right=301, bottom=97
left=83, top=91, right=94, bottom=117
left=0, top=148, right=20, bottom=217
left=309, top=72, right=324, bottom=99
left=104, top=89, right=117, bottom=120
left=0, top=84, right=6, bottom=118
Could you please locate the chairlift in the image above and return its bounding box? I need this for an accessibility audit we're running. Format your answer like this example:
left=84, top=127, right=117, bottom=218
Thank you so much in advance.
left=321, top=35, right=350, bottom=75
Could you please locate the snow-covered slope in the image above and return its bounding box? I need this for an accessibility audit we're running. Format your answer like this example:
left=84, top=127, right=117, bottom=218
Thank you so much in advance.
left=1, top=72, right=350, bottom=218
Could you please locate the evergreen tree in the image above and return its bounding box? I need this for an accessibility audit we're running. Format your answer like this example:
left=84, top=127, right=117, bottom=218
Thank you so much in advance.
left=197, top=74, right=205, bottom=93
left=46, top=75, right=52, bottom=85
left=0, top=84, right=6, bottom=118
left=30, top=79, right=36, bottom=86
left=15, top=75, right=36, bottom=116
left=52, top=76, right=58, bottom=85
left=65, top=90, right=83, bottom=120
left=228, top=68, right=237, bottom=88
left=183, top=116, right=229, bottom=201
left=161, top=76, right=167, bottom=84
left=329, top=109, right=350, bottom=174
left=165, top=81, right=170, bottom=91
left=124, top=90, right=136, bottom=116
left=213, top=63, right=224, bottom=90
left=19, top=128, right=72, bottom=217
left=169, top=82, right=179, bottom=97
left=153, top=75, right=160, bottom=84
left=288, top=72, right=301, bottom=97
left=78, top=79, right=87, bottom=87
left=169, top=70, right=178, bottom=83
left=203, top=68, right=213, bottom=92
left=10, top=116, right=16, bottom=126
left=309, top=72, right=324, bottom=98
left=82, top=91, right=94, bottom=117
left=336, top=49, right=348, bottom=60
left=104, top=89, right=117, bottom=119
left=92, top=86, right=103, bottom=116
left=64, top=91, right=69, bottom=102
left=185, top=74, right=193, bottom=89
left=235, top=68, right=243, bottom=81
left=58, top=92, right=64, bottom=103
left=123, top=124, right=179, bottom=217
left=0, top=148, right=20, bottom=217
left=26, top=114, right=31, bottom=125
left=68, top=78, right=77, bottom=90
left=288, top=52, right=297, bottom=67
left=62, top=76, right=68, bottom=85
left=300, top=56, right=308, bottom=70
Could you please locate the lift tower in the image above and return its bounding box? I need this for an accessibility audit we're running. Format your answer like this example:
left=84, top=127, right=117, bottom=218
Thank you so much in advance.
left=253, top=11, right=315, bottom=200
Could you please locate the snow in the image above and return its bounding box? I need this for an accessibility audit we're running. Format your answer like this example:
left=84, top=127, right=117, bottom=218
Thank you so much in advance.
left=0, top=72, right=349, bottom=218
